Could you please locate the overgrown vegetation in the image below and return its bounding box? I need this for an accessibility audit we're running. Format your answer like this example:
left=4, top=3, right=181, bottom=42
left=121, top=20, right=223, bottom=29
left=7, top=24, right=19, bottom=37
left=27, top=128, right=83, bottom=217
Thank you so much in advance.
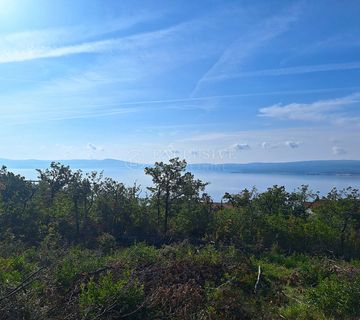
left=0, top=159, right=359, bottom=319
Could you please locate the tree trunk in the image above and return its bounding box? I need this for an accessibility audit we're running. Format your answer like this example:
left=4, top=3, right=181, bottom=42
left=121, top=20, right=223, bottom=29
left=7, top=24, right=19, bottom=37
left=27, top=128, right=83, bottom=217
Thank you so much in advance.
left=164, top=190, right=170, bottom=234
left=83, top=198, right=89, bottom=243
left=157, top=188, right=161, bottom=227
left=74, top=198, right=80, bottom=240
left=340, top=216, right=349, bottom=256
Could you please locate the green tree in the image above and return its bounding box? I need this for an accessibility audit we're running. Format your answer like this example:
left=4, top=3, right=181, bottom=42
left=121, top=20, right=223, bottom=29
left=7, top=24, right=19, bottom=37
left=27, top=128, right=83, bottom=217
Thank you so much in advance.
left=37, top=162, right=72, bottom=205
left=145, top=158, right=207, bottom=234
left=0, top=166, right=38, bottom=242
left=315, top=187, right=360, bottom=256
left=254, top=185, right=289, bottom=216
left=223, top=187, right=257, bottom=210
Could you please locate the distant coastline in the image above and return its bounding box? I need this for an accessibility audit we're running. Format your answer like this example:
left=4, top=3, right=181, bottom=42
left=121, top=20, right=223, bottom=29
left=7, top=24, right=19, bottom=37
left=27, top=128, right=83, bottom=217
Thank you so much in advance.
left=1, top=159, right=360, bottom=176
left=228, top=172, right=360, bottom=176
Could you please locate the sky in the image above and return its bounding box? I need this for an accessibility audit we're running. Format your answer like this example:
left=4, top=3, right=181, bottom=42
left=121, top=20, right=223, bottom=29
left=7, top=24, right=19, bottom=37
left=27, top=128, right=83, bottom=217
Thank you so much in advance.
left=0, top=0, right=359, bottom=164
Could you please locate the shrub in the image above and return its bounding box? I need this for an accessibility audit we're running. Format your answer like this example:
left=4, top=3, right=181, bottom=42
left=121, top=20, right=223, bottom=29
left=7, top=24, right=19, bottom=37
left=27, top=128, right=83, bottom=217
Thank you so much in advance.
left=55, top=248, right=105, bottom=289
left=79, top=271, right=144, bottom=318
left=97, top=232, right=116, bottom=254
left=120, top=242, right=159, bottom=267
left=280, top=303, right=328, bottom=320
left=308, top=274, right=360, bottom=318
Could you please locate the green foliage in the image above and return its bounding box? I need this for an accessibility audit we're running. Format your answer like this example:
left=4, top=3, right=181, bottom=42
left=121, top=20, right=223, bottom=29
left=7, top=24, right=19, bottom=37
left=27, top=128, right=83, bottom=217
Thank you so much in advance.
left=125, top=242, right=160, bottom=266
left=280, top=303, right=328, bottom=320
left=308, top=274, right=360, bottom=318
left=97, top=232, right=116, bottom=254
left=79, top=272, right=144, bottom=317
left=0, top=255, right=33, bottom=285
left=55, top=248, right=105, bottom=289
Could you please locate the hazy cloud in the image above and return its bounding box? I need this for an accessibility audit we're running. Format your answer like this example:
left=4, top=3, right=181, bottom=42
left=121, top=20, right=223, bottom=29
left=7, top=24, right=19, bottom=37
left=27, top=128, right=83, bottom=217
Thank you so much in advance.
left=191, top=3, right=302, bottom=96
left=86, top=143, right=104, bottom=152
left=211, top=62, right=360, bottom=79
left=285, top=141, right=302, bottom=148
left=233, top=143, right=251, bottom=151
left=332, top=146, right=347, bottom=155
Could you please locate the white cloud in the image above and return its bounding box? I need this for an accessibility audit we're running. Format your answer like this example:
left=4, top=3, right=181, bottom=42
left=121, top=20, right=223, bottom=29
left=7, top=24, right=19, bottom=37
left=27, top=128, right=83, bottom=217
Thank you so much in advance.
left=0, top=38, right=118, bottom=64
left=0, top=12, right=165, bottom=64
left=261, top=141, right=279, bottom=149
left=332, top=146, right=347, bottom=155
left=259, top=93, right=360, bottom=122
left=0, top=12, right=160, bottom=46
left=332, top=116, right=360, bottom=127
left=0, top=25, right=180, bottom=64
left=261, top=142, right=270, bottom=149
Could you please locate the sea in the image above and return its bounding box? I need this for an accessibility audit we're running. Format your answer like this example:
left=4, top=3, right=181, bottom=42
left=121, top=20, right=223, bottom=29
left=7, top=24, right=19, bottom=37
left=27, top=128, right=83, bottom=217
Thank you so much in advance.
left=12, top=167, right=360, bottom=201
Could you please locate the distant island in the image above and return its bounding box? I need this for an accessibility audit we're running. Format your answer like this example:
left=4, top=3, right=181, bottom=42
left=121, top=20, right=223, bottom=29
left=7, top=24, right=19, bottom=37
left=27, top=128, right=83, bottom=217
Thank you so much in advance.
left=1, top=158, right=360, bottom=176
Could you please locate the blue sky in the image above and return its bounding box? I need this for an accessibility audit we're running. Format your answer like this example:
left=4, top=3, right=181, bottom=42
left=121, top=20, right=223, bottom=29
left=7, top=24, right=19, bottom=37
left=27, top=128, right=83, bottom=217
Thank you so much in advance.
left=0, top=0, right=360, bottom=163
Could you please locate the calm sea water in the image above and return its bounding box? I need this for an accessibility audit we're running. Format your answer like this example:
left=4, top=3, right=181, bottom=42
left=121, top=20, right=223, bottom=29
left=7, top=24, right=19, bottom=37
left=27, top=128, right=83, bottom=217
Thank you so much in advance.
left=12, top=167, right=360, bottom=201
